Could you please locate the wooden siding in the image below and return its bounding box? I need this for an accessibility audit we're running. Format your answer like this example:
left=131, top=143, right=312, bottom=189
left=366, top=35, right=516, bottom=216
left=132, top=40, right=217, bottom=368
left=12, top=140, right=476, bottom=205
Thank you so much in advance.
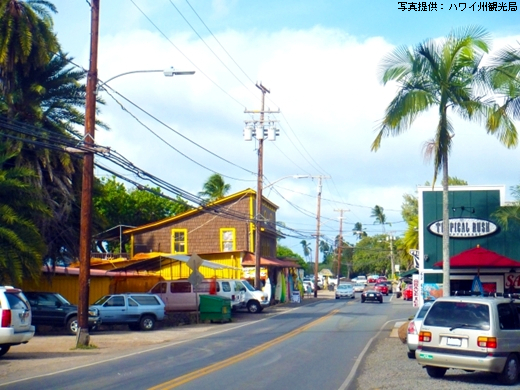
left=132, top=196, right=251, bottom=255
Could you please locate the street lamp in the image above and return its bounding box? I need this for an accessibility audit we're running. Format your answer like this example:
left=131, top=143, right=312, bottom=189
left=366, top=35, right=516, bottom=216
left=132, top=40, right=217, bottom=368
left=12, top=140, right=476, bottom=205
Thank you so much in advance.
left=76, top=62, right=194, bottom=346
left=96, top=67, right=195, bottom=94
left=263, top=175, right=309, bottom=189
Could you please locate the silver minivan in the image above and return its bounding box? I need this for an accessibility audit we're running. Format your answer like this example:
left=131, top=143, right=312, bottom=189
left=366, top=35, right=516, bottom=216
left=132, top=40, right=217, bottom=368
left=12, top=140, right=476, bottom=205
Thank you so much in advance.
left=416, top=295, right=520, bottom=385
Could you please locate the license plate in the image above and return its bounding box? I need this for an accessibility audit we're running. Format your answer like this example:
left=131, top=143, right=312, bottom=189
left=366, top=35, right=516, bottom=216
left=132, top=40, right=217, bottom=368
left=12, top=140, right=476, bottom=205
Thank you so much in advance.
left=447, top=337, right=462, bottom=347
left=368, top=293, right=374, bottom=297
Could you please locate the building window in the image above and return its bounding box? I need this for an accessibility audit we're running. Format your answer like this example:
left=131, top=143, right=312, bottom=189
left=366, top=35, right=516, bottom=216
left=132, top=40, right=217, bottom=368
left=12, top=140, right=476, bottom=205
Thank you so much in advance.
left=220, top=228, right=236, bottom=252
left=172, top=229, right=187, bottom=254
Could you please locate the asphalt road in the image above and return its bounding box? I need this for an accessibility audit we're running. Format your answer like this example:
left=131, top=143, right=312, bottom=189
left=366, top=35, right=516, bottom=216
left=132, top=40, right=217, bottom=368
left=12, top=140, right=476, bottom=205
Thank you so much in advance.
left=1, top=292, right=417, bottom=390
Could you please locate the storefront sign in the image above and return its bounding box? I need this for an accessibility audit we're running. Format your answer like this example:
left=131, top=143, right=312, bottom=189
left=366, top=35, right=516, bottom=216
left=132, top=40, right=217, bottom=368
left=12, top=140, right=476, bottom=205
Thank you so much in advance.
left=242, top=267, right=267, bottom=279
left=412, top=274, right=420, bottom=308
left=427, top=218, right=498, bottom=238
left=505, top=273, right=520, bottom=289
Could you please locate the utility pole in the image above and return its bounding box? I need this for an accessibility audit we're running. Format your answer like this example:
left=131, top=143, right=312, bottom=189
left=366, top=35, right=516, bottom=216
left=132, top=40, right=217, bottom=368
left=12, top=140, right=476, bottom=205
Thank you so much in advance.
left=335, top=209, right=349, bottom=285
left=387, top=232, right=396, bottom=280
left=312, top=175, right=330, bottom=297
left=77, top=0, right=99, bottom=347
left=244, top=83, right=279, bottom=290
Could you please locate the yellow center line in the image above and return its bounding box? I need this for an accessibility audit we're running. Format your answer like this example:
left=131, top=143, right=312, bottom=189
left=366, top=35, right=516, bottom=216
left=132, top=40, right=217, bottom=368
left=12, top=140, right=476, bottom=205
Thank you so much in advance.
left=148, top=309, right=339, bottom=390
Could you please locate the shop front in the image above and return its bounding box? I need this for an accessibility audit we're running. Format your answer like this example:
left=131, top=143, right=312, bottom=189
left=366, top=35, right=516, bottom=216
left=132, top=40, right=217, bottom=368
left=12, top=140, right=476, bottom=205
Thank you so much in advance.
left=417, top=185, right=520, bottom=305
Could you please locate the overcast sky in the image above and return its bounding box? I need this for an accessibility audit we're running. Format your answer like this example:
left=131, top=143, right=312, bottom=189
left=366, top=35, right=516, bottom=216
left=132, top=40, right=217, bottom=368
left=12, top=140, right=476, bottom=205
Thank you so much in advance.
left=49, top=0, right=520, bottom=257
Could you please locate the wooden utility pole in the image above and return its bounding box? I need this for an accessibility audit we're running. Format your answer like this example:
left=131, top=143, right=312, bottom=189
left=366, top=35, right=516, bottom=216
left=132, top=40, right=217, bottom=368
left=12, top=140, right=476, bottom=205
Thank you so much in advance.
left=77, top=0, right=99, bottom=347
left=244, top=84, right=279, bottom=290
left=335, top=209, right=348, bottom=285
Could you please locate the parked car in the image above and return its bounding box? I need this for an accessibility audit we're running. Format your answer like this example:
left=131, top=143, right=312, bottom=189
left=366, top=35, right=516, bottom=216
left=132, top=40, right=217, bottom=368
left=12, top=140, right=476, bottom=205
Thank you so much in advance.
left=353, top=282, right=365, bottom=293
left=416, top=296, right=520, bottom=385
left=403, top=284, right=413, bottom=300
left=361, top=290, right=383, bottom=303
left=91, top=293, right=165, bottom=331
left=356, top=276, right=367, bottom=285
left=374, top=283, right=389, bottom=296
left=24, top=292, right=100, bottom=335
left=0, top=286, right=34, bottom=357
left=335, top=283, right=355, bottom=299
left=376, top=276, right=388, bottom=284
left=302, top=280, right=314, bottom=294
left=406, top=300, right=433, bottom=358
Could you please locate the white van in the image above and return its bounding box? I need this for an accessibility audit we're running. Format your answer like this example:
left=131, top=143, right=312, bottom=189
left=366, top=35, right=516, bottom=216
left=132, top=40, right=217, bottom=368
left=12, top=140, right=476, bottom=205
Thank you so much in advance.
left=216, top=279, right=269, bottom=313
left=149, top=279, right=269, bottom=313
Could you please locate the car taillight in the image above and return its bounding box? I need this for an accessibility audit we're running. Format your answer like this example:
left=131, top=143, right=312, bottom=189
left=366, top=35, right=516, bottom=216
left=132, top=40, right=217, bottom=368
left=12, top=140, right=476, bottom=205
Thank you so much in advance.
left=1, top=309, right=11, bottom=327
left=477, top=336, right=497, bottom=348
left=419, top=331, right=431, bottom=342
left=407, top=321, right=417, bottom=335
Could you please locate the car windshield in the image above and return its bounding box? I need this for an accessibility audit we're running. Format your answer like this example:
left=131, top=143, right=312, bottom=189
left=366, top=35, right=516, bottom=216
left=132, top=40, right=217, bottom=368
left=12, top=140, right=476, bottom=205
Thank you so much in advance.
left=241, top=280, right=256, bottom=292
left=338, top=284, right=351, bottom=290
left=424, top=301, right=490, bottom=330
left=55, top=293, right=71, bottom=306
left=93, top=295, right=111, bottom=305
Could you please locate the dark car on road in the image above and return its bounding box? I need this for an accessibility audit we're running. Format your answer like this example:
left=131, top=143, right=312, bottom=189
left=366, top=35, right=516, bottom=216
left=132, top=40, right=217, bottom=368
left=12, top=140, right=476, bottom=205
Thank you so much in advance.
left=361, top=290, right=383, bottom=303
left=25, top=292, right=101, bottom=335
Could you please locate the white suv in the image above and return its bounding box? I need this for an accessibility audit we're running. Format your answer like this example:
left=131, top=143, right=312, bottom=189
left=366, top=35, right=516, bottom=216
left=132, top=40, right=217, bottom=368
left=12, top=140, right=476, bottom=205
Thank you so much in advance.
left=0, top=286, right=34, bottom=357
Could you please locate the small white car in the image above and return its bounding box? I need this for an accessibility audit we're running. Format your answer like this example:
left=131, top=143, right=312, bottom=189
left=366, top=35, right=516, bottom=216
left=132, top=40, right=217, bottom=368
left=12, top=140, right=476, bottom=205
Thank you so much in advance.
left=0, top=286, right=35, bottom=357
left=335, top=283, right=355, bottom=299
left=353, top=282, right=365, bottom=293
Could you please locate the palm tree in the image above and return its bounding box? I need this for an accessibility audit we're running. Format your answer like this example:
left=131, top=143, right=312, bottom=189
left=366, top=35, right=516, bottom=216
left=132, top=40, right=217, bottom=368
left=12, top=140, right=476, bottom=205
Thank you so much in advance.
left=371, top=205, right=388, bottom=233
left=352, top=222, right=367, bottom=240
left=488, top=43, right=520, bottom=138
left=300, top=239, right=312, bottom=262
left=198, top=174, right=230, bottom=202
left=371, top=26, right=518, bottom=296
left=2, top=52, right=101, bottom=262
left=0, top=0, right=59, bottom=100
left=0, top=146, right=49, bottom=284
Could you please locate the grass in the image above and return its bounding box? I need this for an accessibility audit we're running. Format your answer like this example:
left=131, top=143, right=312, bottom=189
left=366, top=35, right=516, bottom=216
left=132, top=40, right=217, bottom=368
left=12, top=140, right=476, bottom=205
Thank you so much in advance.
left=71, top=343, right=98, bottom=350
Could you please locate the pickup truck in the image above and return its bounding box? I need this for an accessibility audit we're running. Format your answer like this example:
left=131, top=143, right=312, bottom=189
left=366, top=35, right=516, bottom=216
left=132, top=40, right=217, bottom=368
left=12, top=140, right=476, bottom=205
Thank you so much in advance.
left=90, top=293, right=165, bottom=331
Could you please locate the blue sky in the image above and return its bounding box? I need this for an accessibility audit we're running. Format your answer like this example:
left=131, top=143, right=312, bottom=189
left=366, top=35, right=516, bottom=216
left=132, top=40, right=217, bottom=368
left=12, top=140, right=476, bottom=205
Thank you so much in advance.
left=49, top=0, right=520, bottom=259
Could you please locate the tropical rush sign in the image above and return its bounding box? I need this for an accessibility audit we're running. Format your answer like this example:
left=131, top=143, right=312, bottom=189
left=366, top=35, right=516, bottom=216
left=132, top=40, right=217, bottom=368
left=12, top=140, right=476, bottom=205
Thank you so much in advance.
left=427, top=218, right=498, bottom=238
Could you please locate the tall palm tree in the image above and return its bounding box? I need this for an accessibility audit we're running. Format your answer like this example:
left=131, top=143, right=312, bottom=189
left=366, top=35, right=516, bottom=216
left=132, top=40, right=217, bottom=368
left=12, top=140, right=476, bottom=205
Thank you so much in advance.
left=198, top=174, right=230, bottom=202
left=300, top=239, right=312, bottom=262
left=371, top=205, right=388, bottom=233
left=1, top=53, right=100, bottom=262
left=372, top=26, right=518, bottom=296
left=352, top=222, right=367, bottom=240
left=488, top=43, right=520, bottom=137
left=0, top=0, right=59, bottom=100
left=0, top=146, right=49, bottom=284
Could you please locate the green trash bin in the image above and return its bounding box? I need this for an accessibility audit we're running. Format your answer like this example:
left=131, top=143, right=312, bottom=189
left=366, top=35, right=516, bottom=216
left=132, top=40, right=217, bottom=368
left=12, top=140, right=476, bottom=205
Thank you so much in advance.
left=199, top=295, right=232, bottom=323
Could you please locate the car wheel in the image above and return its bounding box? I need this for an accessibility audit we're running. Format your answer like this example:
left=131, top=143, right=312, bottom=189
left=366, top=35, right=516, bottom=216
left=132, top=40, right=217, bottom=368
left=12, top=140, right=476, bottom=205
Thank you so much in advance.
left=407, top=350, right=415, bottom=359
left=0, top=345, right=10, bottom=357
left=379, top=299, right=383, bottom=303
left=66, top=316, right=79, bottom=335
left=498, top=354, right=520, bottom=385
left=247, top=300, right=261, bottom=313
left=426, top=366, right=447, bottom=378
left=361, top=298, right=365, bottom=303
left=139, top=315, right=155, bottom=331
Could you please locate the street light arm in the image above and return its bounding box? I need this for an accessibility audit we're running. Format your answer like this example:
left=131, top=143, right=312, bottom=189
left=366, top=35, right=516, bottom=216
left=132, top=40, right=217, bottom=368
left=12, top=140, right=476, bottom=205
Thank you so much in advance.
left=263, top=174, right=309, bottom=189
left=96, top=67, right=195, bottom=94
left=96, top=70, right=163, bottom=93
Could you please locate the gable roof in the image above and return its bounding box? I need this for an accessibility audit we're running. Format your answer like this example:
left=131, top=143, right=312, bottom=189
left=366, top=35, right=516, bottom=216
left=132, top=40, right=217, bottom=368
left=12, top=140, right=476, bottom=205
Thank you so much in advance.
left=124, top=188, right=278, bottom=234
left=433, top=246, right=520, bottom=268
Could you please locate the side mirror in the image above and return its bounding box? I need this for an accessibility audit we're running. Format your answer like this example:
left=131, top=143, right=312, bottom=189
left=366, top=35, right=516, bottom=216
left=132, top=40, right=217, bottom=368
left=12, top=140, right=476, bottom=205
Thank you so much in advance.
left=55, top=301, right=62, bottom=308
